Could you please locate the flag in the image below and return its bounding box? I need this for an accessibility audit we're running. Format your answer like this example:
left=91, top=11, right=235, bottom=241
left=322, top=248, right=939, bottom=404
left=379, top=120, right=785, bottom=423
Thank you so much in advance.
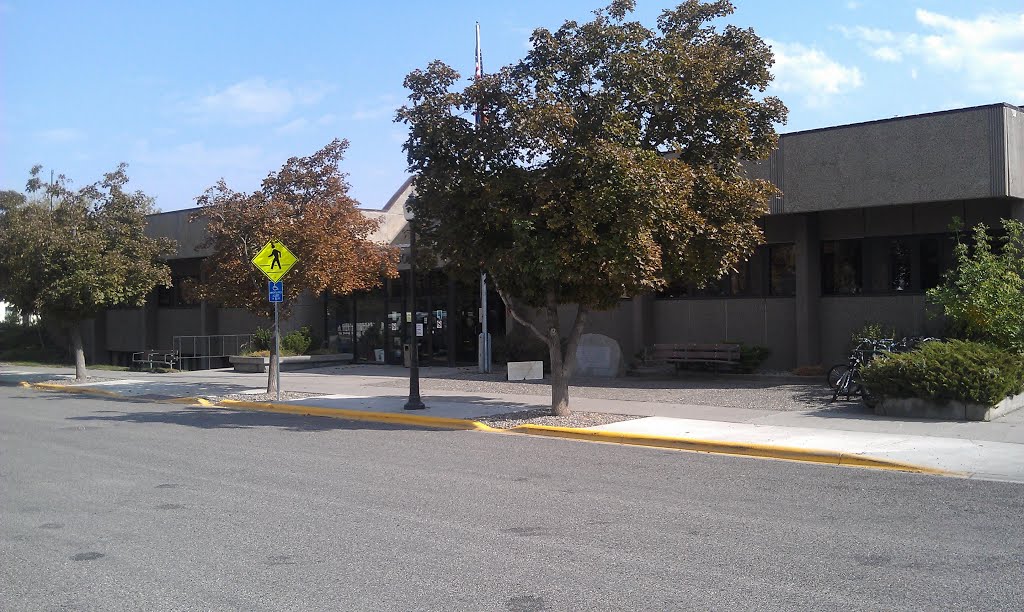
left=475, top=22, right=485, bottom=127
left=475, top=22, right=483, bottom=80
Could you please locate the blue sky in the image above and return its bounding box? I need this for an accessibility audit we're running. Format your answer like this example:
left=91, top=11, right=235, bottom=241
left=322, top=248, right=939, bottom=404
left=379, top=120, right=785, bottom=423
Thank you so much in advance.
left=2, top=1, right=1022, bottom=212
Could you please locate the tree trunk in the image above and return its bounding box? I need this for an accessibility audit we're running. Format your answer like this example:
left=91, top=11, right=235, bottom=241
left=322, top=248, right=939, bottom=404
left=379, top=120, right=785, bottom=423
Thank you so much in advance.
left=69, top=323, right=87, bottom=381
left=547, top=325, right=570, bottom=416
left=266, top=328, right=279, bottom=394
left=488, top=279, right=589, bottom=417
left=542, top=297, right=590, bottom=417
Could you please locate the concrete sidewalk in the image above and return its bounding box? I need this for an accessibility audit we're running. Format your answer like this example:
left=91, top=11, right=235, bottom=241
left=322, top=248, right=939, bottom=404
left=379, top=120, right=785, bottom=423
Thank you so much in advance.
left=4, top=363, right=1024, bottom=482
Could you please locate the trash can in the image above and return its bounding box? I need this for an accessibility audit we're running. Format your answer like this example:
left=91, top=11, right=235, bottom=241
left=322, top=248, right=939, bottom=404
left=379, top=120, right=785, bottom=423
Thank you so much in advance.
left=403, top=343, right=411, bottom=368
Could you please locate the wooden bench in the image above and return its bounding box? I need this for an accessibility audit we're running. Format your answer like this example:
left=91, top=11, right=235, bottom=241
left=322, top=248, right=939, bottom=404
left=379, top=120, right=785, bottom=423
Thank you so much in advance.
left=643, top=343, right=742, bottom=371
left=131, top=349, right=179, bottom=371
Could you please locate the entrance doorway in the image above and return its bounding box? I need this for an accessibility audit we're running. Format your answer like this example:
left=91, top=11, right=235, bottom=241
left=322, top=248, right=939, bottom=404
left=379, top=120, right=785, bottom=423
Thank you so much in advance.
left=333, top=270, right=504, bottom=367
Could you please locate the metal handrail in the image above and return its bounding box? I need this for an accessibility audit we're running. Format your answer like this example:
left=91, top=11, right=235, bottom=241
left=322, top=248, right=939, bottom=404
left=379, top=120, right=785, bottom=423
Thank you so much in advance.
left=172, top=334, right=254, bottom=370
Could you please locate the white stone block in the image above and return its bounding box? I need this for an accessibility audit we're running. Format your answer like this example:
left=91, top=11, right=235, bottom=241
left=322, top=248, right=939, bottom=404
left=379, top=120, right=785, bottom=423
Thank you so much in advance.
left=507, top=360, right=544, bottom=381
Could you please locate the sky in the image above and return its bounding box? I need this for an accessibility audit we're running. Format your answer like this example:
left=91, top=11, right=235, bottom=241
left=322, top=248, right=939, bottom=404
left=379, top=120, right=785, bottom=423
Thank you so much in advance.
left=2, top=1, right=1022, bottom=212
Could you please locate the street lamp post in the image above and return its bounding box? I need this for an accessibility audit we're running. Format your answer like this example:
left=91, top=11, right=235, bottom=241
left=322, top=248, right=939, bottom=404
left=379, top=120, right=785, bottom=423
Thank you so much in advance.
left=404, top=206, right=426, bottom=411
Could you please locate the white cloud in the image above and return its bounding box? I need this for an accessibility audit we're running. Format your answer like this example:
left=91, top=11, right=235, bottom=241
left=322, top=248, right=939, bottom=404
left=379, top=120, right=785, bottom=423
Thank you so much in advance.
left=36, top=128, right=85, bottom=143
left=187, top=78, right=332, bottom=124
left=767, top=40, right=864, bottom=107
left=132, top=140, right=265, bottom=171
left=842, top=9, right=1024, bottom=100
left=275, top=118, right=309, bottom=134
left=871, top=46, right=902, bottom=62
left=846, top=1, right=861, bottom=10
left=347, top=94, right=402, bottom=122
left=349, top=108, right=393, bottom=121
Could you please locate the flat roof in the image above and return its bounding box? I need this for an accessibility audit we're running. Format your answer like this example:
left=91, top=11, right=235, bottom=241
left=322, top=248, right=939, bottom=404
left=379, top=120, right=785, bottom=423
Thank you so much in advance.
left=780, top=102, right=1020, bottom=138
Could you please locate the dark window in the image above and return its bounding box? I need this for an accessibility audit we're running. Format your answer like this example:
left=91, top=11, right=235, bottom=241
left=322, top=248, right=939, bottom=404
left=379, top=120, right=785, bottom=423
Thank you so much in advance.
left=768, top=244, right=796, bottom=296
left=157, top=276, right=198, bottom=307
left=920, top=237, right=942, bottom=290
left=888, top=239, right=912, bottom=291
left=822, top=240, right=863, bottom=295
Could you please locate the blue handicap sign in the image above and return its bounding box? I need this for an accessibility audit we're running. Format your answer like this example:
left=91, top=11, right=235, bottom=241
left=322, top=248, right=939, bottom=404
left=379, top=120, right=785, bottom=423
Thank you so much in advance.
left=268, top=281, right=283, bottom=303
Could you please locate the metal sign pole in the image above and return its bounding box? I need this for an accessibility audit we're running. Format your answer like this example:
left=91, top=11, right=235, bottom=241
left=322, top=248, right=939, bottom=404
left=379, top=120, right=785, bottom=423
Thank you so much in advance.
left=480, top=271, right=491, bottom=373
left=274, top=301, right=281, bottom=401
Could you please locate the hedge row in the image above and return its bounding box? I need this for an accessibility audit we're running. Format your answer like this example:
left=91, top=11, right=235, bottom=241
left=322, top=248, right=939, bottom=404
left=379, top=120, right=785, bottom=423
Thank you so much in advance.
left=861, top=340, right=1024, bottom=406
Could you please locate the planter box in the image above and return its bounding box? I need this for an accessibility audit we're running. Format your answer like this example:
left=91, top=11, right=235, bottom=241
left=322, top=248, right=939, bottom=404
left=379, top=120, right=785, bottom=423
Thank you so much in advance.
left=875, top=392, right=1024, bottom=421
left=229, top=353, right=353, bottom=373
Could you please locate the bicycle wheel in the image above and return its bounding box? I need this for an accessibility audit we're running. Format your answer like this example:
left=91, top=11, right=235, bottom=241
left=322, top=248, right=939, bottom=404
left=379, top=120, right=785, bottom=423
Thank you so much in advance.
left=827, top=364, right=848, bottom=390
left=832, top=368, right=863, bottom=402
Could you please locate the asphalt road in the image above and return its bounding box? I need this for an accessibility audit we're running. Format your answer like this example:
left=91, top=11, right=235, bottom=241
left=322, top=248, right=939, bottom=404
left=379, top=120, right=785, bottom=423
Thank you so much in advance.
left=2, top=386, right=1023, bottom=611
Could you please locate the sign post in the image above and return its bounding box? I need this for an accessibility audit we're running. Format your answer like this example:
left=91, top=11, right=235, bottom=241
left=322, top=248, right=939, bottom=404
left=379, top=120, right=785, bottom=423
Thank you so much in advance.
left=251, top=241, right=298, bottom=401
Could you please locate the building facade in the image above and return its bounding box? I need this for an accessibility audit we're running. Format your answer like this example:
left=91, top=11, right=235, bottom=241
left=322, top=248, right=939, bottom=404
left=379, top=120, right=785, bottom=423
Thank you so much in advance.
left=83, top=103, right=1024, bottom=371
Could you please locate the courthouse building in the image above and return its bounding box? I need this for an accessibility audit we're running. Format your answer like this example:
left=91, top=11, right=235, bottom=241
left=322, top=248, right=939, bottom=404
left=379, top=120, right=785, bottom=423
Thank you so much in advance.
left=83, top=102, right=1024, bottom=371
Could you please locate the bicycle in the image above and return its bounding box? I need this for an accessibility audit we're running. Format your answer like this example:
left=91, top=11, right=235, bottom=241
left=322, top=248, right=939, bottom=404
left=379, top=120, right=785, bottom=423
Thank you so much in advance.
left=827, top=336, right=940, bottom=405
left=827, top=338, right=895, bottom=404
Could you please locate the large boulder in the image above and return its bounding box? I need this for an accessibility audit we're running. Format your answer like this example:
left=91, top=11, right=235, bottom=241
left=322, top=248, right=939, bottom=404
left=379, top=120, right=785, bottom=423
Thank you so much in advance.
left=574, top=333, right=625, bottom=378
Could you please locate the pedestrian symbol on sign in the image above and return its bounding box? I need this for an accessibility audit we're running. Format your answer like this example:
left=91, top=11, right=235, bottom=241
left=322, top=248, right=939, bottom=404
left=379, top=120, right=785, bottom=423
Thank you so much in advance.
left=251, top=240, right=297, bottom=282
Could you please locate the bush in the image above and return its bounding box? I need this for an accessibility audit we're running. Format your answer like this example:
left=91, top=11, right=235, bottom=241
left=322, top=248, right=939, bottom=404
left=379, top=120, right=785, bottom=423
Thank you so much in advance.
left=850, top=321, right=896, bottom=347
left=251, top=327, right=273, bottom=351
left=861, top=339, right=1024, bottom=406
left=0, top=322, right=66, bottom=363
left=281, top=326, right=312, bottom=355
left=730, top=343, right=771, bottom=373
left=927, top=219, right=1024, bottom=353
left=247, top=325, right=312, bottom=356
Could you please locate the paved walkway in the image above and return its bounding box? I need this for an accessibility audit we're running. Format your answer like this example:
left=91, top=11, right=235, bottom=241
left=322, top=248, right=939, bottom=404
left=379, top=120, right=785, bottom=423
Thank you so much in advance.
left=4, top=363, right=1024, bottom=482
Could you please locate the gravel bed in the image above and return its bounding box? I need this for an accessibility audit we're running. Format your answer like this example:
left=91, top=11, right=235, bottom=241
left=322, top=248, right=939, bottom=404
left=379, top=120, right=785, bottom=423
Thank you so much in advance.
left=37, top=376, right=115, bottom=385
left=219, top=391, right=328, bottom=403
left=369, top=374, right=835, bottom=412
left=476, top=409, right=642, bottom=430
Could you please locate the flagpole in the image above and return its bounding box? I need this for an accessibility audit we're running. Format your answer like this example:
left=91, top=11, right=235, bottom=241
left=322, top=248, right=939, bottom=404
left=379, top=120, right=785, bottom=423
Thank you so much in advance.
left=475, top=21, right=492, bottom=374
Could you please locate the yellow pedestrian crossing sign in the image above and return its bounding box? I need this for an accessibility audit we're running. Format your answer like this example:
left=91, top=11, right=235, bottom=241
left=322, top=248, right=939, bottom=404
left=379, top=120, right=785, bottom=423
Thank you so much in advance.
left=251, top=240, right=297, bottom=282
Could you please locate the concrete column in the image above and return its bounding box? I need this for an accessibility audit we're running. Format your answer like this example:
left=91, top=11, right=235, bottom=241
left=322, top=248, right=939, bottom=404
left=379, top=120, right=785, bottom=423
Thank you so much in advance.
left=794, top=213, right=821, bottom=366
left=631, top=294, right=654, bottom=359
left=91, top=313, right=108, bottom=364
left=144, top=289, right=159, bottom=350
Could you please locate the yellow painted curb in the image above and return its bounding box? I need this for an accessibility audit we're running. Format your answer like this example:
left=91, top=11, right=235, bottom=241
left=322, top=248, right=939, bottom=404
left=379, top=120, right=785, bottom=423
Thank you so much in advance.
left=508, top=424, right=950, bottom=475
left=14, top=379, right=951, bottom=476
left=19, top=381, right=208, bottom=406
left=23, top=381, right=124, bottom=399
left=214, top=398, right=498, bottom=431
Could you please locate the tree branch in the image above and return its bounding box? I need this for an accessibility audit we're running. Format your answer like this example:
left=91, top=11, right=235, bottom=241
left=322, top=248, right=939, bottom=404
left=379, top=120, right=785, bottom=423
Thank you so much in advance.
left=490, top=275, right=547, bottom=343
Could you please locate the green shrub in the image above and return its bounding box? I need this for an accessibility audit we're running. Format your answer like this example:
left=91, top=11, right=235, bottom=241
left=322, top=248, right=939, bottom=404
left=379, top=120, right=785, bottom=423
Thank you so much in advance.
left=861, top=340, right=1024, bottom=406
left=248, top=325, right=312, bottom=356
left=927, top=219, right=1024, bottom=353
left=0, top=322, right=66, bottom=363
left=738, top=344, right=771, bottom=373
left=850, top=321, right=896, bottom=347
left=251, top=327, right=273, bottom=351
left=281, top=326, right=312, bottom=355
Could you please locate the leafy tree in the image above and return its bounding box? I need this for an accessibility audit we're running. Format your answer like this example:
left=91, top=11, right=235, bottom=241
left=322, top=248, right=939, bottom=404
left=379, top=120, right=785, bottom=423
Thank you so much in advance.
left=190, top=139, right=399, bottom=393
left=0, top=188, right=39, bottom=325
left=927, top=219, right=1024, bottom=353
left=0, top=165, right=175, bottom=379
left=398, top=0, right=786, bottom=415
